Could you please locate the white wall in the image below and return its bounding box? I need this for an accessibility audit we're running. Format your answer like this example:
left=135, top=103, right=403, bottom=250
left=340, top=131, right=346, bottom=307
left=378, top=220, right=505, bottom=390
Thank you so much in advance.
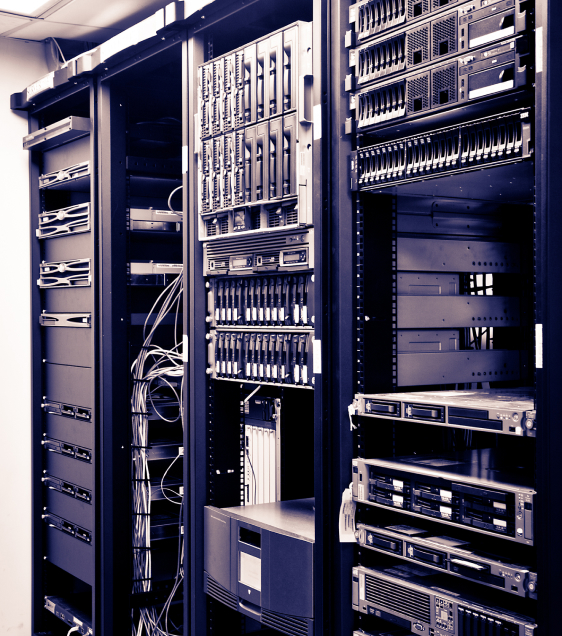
left=0, top=37, right=49, bottom=636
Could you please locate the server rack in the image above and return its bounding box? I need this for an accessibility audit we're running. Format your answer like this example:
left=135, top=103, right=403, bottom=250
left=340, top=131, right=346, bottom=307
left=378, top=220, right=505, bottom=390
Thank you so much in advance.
left=11, top=0, right=562, bottom=635
left=335, top=0, right=553, bottom=635
left=15, top=22, right=186, bottom=636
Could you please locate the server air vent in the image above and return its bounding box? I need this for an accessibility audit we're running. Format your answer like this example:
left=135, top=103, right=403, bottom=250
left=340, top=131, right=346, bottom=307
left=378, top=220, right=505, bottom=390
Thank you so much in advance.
left=407, top=25, right=430, bottom=66
left=407, top=72, right=430, bottom=113
left=261, top=609, right=310, bottom=636
left=205, top=575, right=238, bottom=610
left=364, top=573, right=431, bottom=623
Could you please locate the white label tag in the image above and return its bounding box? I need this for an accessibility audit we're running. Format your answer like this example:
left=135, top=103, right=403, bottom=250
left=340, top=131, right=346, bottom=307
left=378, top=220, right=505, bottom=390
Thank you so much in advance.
left=216, top=361, right=220, bottom=374
left=215, top=308, right=220, bottom=321
left=221, top=361, right=226, bottom=374
left=227, top=361, right=232, bottom=375
left=221, top=308, right=226, bottom=321
left=281, top=364, right=286, bottom=379
left=294, top=306, right=299, bottom=324
left=233, top=308, right=238, bottom=321
left=252, top=307, right=257, bottom=321
left=494, top=518, right=507, bottom=528
left=536, top=323, right=543, bottom=368
left=392, top=494, right=403, bottom=505
left=302, top=306, right=308, bottom=324
left=234, top=362, right=238, bottom=375
left=265, top=307, right=271, bottom=321
left=253, top=363, right=257, bottom=377
left=239, top=552, right=261, bottom=591
left=280, top=308, right=285, bottom=321
left=313, top=103, right=322, bottom=140
left=273, top=366, right=278, bottom=379
left=294, top=365, right=300, bottom=383
left=259, top=308, right=264, bottom=321
left=227, top=308, right=232, bottom=321
left=182, top=335, right=188, bottom=362
left=259, top=364, right=264, bottom=378
left=339, top=484, right=356, bottom=543
left=246, top=363, right=251, bottom=377
left=246, top=308, right=251, bottom=321
left=357, top=483, right=365, bottom=501
left=266, top=364, right=271, bottom=378
left=440, top=506, right=452, bottom=517
left=302, top=366, right=308, bottom=385
left=313, top=339, right=321, bottom=374
left=272, top=307, right=278, bottom=321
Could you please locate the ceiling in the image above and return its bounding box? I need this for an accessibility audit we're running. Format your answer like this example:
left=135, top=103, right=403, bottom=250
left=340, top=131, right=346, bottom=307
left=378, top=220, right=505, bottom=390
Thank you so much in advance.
left=0, top=0, right=176, bottom=44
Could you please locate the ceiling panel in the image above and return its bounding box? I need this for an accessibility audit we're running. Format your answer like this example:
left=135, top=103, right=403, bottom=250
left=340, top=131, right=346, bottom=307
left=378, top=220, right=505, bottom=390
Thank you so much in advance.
left=3, top=18, right=119, bottom=41
left=0, top=13, right=32, bottom=34
left=44, top=0, right=171, bottom=30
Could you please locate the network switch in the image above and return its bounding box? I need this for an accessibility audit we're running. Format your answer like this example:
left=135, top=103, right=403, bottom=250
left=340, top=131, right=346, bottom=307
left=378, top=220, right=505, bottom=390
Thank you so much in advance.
left=128, top=261, right=182, bottom=286
left=129, top=207, right=182, bottom=232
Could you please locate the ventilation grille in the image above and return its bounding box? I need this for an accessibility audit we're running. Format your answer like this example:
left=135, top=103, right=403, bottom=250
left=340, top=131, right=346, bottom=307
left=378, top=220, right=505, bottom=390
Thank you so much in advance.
left=206, top=220, right=217, bottom=237
left=407, top=25, right=430, bottom=66
left=432, top=14, right=457, bottom=58
left=220, top=217, right=229, bottom=234
left=408, top=0, right=429, bottom=19
left=432, top=0, right=457, bottom=9
left=431, top=63, right=457, bottom=107
left=406, top=73, right=430, bottom=113
left=286, top=208, right=298, bottom=225
left=205, top=230, right=309, bottom=259
left=269, top=209, right=282, bottom=227
left=365, top=574, right=431, bottom=623
left=251, top=209, right=261, bottom=229
left=261, top=609, right=310, bottom=636
left=205, top=576, right=238, bottom=611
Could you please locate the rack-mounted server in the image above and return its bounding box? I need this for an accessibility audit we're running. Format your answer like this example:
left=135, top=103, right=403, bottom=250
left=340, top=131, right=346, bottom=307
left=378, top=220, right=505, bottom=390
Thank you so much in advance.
left=207, top=330, right=314, bottom=387
left=347, top=0, right=530, bottom=89
left=207, top=274, right=314, bottom=328
left=353, top=388, right=536, bottom=436
left=203, top=227, right=313, bottom=276
left=351, top=108, right=532, bottom=189
left=356, top=522, right=537, bottom=598
left=347, top=35, right=530, bottom=133
left=352, top=563, right=536, bottom=635
left=353, top=449, right=535, bottom=545
left=348, top=0, right=527, bottom=47
left=198, top=22, right=313, bottom=240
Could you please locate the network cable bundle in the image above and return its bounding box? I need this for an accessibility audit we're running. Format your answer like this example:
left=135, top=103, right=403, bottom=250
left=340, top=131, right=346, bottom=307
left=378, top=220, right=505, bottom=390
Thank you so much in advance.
left=131, top=271, right=184, bottom=636
left=347, top=0, right=537, bottom=634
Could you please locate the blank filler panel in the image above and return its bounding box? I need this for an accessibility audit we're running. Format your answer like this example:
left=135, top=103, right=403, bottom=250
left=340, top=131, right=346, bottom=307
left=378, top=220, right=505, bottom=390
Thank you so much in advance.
left=397, top=296, right=520, bottom=328
left=45, top=526, right=93, bottom=586
left=43, top=326, right=92, bottom=367
left=397, top=238, right=520, bottom=273
left=397, top=349, right=523, bottom=386
left=44, top=363, right=92, bottom=408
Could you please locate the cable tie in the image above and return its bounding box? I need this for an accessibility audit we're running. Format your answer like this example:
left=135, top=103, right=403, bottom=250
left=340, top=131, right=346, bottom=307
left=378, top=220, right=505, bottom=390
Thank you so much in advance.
left=131, top=411, right=149, bottom=416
